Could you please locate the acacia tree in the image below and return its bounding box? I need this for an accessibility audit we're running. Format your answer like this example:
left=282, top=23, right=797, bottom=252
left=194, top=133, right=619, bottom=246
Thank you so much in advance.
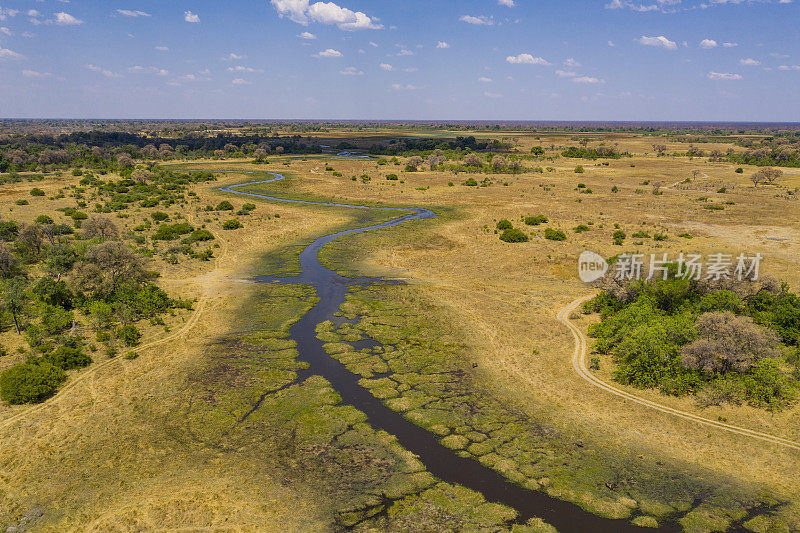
left=82, top=217, right=119, bottom=240
left=3, top=277, right=29, bottom=334
left=406, top=156, right=424, bottom=171
left=72, top=242, right=148, bottom=298
left=463, top=153, right=483, bottom=167
left=680, top=311, right=780, bottom=374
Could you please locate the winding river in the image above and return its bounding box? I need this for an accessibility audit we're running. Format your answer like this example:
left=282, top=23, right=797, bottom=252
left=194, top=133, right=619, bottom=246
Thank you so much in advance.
left=219, top=173, right=667, bottom=532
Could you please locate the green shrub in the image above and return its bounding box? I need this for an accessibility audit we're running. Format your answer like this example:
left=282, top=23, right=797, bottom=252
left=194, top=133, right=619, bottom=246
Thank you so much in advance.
left=735, top=167, right=744, bottom=174
left=35, top=214, right=54, bottom=224
left=463, top=178, right=478, bottom=186
left=15, top=199, right=29, bottom=206
left=499, top=228, right=529, bottom=243
left=151, top=211, right=170, bottom=222
left=544, top=228, right=567, bottom=241
left=653, top=233, right=668, bottom=241
left=496, top=219, right=513, bottom=230
left=632, top=231, right=651, bottom=239
left=188, top=229, right=215, bottom=242
left=46, top=346, right=92, bottom=371
left=574, top=166, right=585, bottom=174
left=0, top=359, right=66, bottom=405
left=117, top=324, right=142, bottom=347
left=215, top=201, right=234, bottom=211
left=30, top=188, right=45, bottom=197
left=242, top=203, right=256, bottom=211
left=222, top=219, right=242, bottom=230
left=612, top=230, right=626, bottom=245
left=386, top=174, right=399, bottom=181
left=152, top=222, right=194, bottom=241
left=523, top=215, right=548, bottom=226
left=574, top=224, right=590, bottom=233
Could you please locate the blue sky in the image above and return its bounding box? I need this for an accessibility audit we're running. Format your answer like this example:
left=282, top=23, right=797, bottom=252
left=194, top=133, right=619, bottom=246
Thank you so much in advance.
left=0, top=0, right=797, bottom=121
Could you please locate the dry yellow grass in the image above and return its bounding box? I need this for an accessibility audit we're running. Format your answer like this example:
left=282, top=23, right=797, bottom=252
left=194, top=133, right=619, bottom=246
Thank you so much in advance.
left=2, top=134, right=800, bottom=530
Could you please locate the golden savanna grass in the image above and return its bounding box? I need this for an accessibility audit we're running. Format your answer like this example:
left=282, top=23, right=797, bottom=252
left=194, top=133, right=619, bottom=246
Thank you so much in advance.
left=1, top=133, right=799, bottom=530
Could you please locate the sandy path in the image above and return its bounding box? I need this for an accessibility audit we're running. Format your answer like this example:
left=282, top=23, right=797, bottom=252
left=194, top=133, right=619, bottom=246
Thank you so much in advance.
left=557, top=296, right=800, bottom=451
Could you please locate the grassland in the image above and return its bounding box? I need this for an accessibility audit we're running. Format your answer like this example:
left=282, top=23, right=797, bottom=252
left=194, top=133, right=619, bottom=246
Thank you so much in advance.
left=1, top=130, right=799, bottom=531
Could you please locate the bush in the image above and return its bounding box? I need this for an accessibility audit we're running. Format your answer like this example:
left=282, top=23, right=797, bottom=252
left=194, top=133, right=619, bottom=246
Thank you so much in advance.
left=151, top=211, right=170, bottom=222
left=612, top=230, right=626, bottom=245
left=46, top=346, right=92, bottom=371
left=36, top=214, right=54, bottom=224
left=463, top=178, right=478, bottom=186
left=386, top=174, right=399, bottom=181
left=496, top=219, right=513, bottom=230
left=544, top=228, right=567, bottom=241
left=735, top=167, right=744, bottom=174
left=30, top=188, right=45, bottom=197
left=152, top=222, right=194, bottom=241
left=574, top=166, right=585, bottom=174
left=523, top=215, right=548, bottom=226
left=117, top=324, right=142, bottom=347
left=574, top=224, right=590, bottom=233
left=188, top=229, right=215, bottom=242
left=0, top=359, right=66, bottom=405
left=222, top=219, right=242, bottom=230
left=216, top=201, right=234, bottom=211
left=499, top=228, right=529, bottom=243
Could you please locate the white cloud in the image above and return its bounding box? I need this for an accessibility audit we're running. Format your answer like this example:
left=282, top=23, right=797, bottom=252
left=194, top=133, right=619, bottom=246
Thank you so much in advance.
left=722, top=42, right=738, bottom=47
left=391, top=83, right=420, bottom=90
left=340, top=66, right=363, bottom=75
left=435, top=41, right=450, bottom=49
left=0, top=7, right=19, bottom=21
left=232, top=78, right=251, bottom=85
left=155, top=46, right=169, bottom=51
left=699, top=39, right=718, bottom=49
left=184, top=11, right=200, bottom=23
left=271, top=0, right=383, bottom=31
left=369, top=41, right=378, bottom=47
left=556, top=69, right=576, bottom=77
left=506, top=53, right=551, bottom=65
left=117, top=9, right=150, bottom=17
left=608, top=40, right=615, bottom=47
left=459, top=15, right=493, bottom=25
left=379, top=62, right=394, bottom=71
left=478, top=76, right=492, bottom=82
left=777, top=65, right=800, bottom=70
left=227, top=65, right=261, bottom=72
left=27, top=10, right=38, bottom=18
left=0, top=26, right=11, bottom=36
left=707, top=71, right=742, bottom=80
left=22, top=69, right=52, bottom=78
left=129, top=65, right=169, bottom=75
left=484, top=91, right=502, bottom=98
left=605, top=0, right=681, bottom=13
left=223, top=53, right=244, bottom=61
left=498, top=0, right=516, bottom=6
left=54, top=12, right=83, bottom=26
left=637, top=35, right=677, bottom=50
left=573, top=76, right=602, bottom=83
left=739, top=57, right=760, bottom=66
left=314, top=48, right=342, bottom=58
left=0, top=47, right=23, bottom=60
left=299, top=31, right=316, bottom=39
left=397, top=48, right=413, bottom=56
left=85, top=64, right=122, bottom=78
left=564, top=58, right=581, bottom=67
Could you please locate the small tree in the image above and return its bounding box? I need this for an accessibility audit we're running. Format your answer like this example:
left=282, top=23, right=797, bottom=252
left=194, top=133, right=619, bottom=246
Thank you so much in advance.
left=82, top=217, right=119, bottom=240
left=681, top=312, right=780, bottom=374
left=405, top=156, right=424, bottom=171
left=3, top=277, right=29, bottom=334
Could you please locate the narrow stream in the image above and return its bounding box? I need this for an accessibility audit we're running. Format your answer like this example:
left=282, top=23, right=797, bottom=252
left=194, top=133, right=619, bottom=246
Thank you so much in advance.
left=219, top=173, right=672, bottom=532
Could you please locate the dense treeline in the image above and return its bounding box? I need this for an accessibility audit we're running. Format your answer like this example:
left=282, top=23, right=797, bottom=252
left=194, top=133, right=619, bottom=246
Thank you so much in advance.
left=367, top=136, right=510, bottom=156
left=585, top=275, right=800, bottom=411
left=0, top=132, right=321, bottom=173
